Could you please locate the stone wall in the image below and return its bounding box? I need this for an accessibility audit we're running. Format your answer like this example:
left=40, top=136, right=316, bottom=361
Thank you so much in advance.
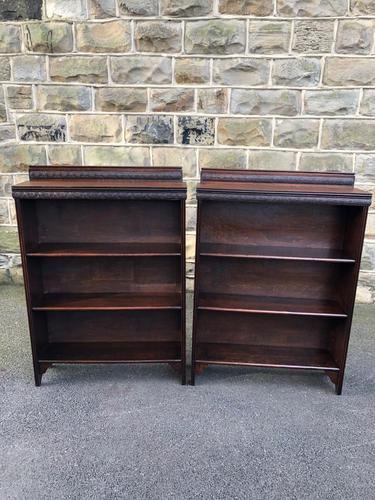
left=0, top=0, right=374, bottom=301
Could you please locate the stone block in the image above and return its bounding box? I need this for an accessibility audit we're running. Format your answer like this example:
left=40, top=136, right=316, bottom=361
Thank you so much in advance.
left=0, top=125, right=16, bottom=142
left=84, top=145, right=150, bottom=165
left=0, top=144, right=46, bottom=172
left=0, top=1, right=42, bottom=20
left=185, top=20, right=246, bottom=55
left=46, top=0, right=87, bottom=19
left=231, top=89, right=301, bottom=116
left=150, top=88, right=194, bottom=112
left=336, top=20, right=374, bottom=54
left=177, top=116, right=215, bottom=145
left=219, top=0, right=273, bottom=15
left=0, top=87, right=6, bottom=122
left=88, top=0, right=117, bottom=18
left=119, top=0, right=159, bottom=15
left=248, top=150, right=297, bottom=170
left=76, top=20, right=131, bottom=53
left=299, top=153, right=353, bottom=171
left=248, top=21, right=291, bottom=54
left=355, top=155, right=375, bottom=183
left=48, top=145, right=82, bottom=165
left=0, top=199, right=9, bottom=224
left=293, top=20, right=334, bottom=53
left=278, top=0, right=347, bottom=16
left=186, top=206, right=197, bottom=232
left=0, top=227, right=19, bottom=253
left=361, top=241, right=375, bottom=271
left=0, top=24, right=21, bottom=53
left=135, top=21, right=182, bottom=53
left=213, top=58, right=269, bottom=85
left=357, top=271, right=375, bottom=303
left=304, top=90, right=359, bottom=115
left=13, top=55, right=46, bottom=82
left=37, top=85, right=91, bottom=111
left=199, top=148, right=247, bottom=169
left=111, top=56, right=172, bottom=84
left=6, top=85, right=33, bottom=109
left=351, top=0, right=375, bottom=15
left=70, top=114, right=122, bottom=143
left=175, top=58, right=210, bottom=84
left=272, top=58, right=321, bottom=87
left=161, top=0, right=213, bottom=16
left=125, top=115, right=174, bottom=144
left=95, top=88, right=147, bottom=112
left=0, top=175, right=12, bottom=196
left=274, top=119, right=319, bottom=148
left=218, top=118, right=272, bottom=146
left=24, top=22, right=73, bottom=53
left=152, top=147, right=197, bottom=177
left=197, top=89, right=228, bottom=114
left=17, top=114, right=66, bottom=142
left=322, top=120, right=375, bottom=150
left=50, top=56, right=107, bottom=84
left=360, top=90, right=375, bottom=116
left=0, top=57, right=10, bottom=80
left=323, top=58, right=375, bottom=86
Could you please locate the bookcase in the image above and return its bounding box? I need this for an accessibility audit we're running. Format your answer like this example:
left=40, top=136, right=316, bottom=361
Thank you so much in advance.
left=12, top=166, right=187, bottom=386
left=191, top=169, right=372, bottom=394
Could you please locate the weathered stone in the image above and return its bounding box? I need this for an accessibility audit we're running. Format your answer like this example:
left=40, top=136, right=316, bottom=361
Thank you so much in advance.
left=153, top=147, right=197, bottom=177
left=274, top=119, right=319, bottom=148
left=0, top=175, right=13, bottom=196
left=322, top=120, right=375, bottom=150
left=366, top=214, right=375, bottom=237
left=299, top=153, right=353, bottom=172
left=0, top=144, right=46, bottom=172
left=48, top=145, right=82, bottom=165
left=37, top=85, right=91, bottom=111
left=356, top=155, right=375, bottom=183
left=0, top=87, right=6, bottom=122
left=17, top=114, right=66, bottom=142
left=46, top=0, right=87, bottom=19
left=186, top=261, right=194, bottom=291
left=360, top=185, right=375, bottom=209
left=119, top=0, right=158, bottom=16
left=175, top=58, right=210, bottom=84
left=135, top=21, right=182, bottom=53
left=199, top=148, right=247, bottom=169
left=24, top=22, right=73, bottom=53
left=218, top=118, right=272, bottom=146
left=360, top=90, right=375, bottom=116
left=293, top=20, right=334, bottom=53
left=336, top=20, right=374, bottom=54
left=219, top=0, right=273, bottom=15
left=213, top=58, right=269, bottom=85
left=125, top=116, right=174, bottom=144
left=248, top=150, right=297, bottom=170
left=8, top=199, right=16, bottom=224
left=0, top=199, right=9, bottom=224
left=361, top=241, right=375, bottom=271
left=95, top=87, right=147, bottom=112
left=76, top=21, right=131, bottom=53
left=304, top=90, right=359, bottom=115
left=70, top=115, right=122, bottom=143
left=111, top=56, right=172, bottom=84
left=13, top=55, right=46, bottom=82
left=185, top=20, right=246, bottom=55
left=357, top=271, right=375, bottom=303
left=150, top=88, right=194, bottom=112
left=84, top=145, right=150, bottom=165
left=177, top=116, right=215, bottom=145
left=248, top=21, right=291, bottom=54
left=323, top=58, right=375, bottom=86
left=0, top=1, right=42, bottom=21
left=351, top=0, right=375, bottom=15
left=0, top=24, right=21, bottom=53
left=186, top=206, right=197, bottom=232
left=0, top=125, right=16, bottom=142
left=50, top=56, right=107, bottom=83
left=186, top=180, right=196, bottom=203
left=88, top=0, right=117, bottom=18
left=0, top=227, right=19, bottom=253
left=272, top=58, right=321, bottom=87
left=278, top=0, right=347, bottom=16
left=161, top=0, right=213, bottom=16
left=0, top=57, right=10, bottom=80
left=186, top=232, right=196, bottom=261
left=6, top=85, right=33, bottom=109
left=198, top=89, right=228, bottom=114
left=231, top=89, right=301, bottom=116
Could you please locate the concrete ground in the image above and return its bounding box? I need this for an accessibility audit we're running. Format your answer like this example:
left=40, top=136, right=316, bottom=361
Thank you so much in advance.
left=0, top=286, right=374, bottom=500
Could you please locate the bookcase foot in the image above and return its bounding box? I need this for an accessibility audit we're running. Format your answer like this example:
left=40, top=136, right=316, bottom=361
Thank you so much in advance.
left=325, top=370, right=342, bottom=394
left=35, top=362, right=53, bottom=386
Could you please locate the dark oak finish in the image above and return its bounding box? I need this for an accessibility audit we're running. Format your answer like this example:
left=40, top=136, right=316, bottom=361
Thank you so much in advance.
left=13, top=166, right=187, bottom=385
left=191, top=169, right=372, bottom=393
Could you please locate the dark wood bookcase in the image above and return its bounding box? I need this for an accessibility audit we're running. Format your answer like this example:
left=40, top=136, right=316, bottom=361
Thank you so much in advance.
left=12, top=166, right=187, bottom=385
left=191, top=169, right=372, bottom=394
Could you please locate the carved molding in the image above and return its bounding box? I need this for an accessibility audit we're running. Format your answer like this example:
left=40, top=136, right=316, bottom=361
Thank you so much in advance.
left=13, top=189, right=186, bottom=200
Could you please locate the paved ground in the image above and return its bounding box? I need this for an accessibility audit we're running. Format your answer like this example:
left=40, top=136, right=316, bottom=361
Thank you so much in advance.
left=1, top=286, right=375, bottom=499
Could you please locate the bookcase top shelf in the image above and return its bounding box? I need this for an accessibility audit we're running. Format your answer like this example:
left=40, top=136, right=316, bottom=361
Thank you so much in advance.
left=197, top=169, right=372, bottom=206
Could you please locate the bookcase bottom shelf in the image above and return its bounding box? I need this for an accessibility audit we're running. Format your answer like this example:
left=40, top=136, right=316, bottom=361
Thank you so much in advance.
left=195, top=343, right=339, bottom=372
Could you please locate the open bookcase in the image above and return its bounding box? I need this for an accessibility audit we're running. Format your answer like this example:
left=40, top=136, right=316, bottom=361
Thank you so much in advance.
left=12, top=166, right=187, bottom=385
left=191, top=169, right=372, bottom=394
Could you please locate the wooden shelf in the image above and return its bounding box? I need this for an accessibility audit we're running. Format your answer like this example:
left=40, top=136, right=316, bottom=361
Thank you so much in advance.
left=33, top=292, right=182, bottom=311
left=39, top=341, right=181, bottom=363
left=196, top=343, right=339, bottom=372
left=198, top=293, right=347, bottom=318
left=27, top=242, right=181, bottom=257
left=200, top=243, right=355, bottom=263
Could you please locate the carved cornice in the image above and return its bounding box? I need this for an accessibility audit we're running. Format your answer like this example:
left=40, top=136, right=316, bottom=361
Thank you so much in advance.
left=13, top=189, right=186, bottom=200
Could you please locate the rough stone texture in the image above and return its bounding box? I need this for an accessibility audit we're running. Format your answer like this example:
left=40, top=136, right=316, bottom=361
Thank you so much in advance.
left=95, top=87, right=147, bottom=112
left=17, top=114, right=67, bottom=142
left=273, top=58, right=321, bottom=86
left=213, top=58, right=269, bottom=86
left=152, top=147, right=197, bottom=177
left=361, top=241, right=375, bottom=271
left=111, top=56, right=172, bottom=84
left=198, top=89, right=228, bottom=114
left=351, top=0, right=375, bottom=15
left=0, top=199, right=9, bottom=224
left=186, top=205, right=197, bottom=231
left=119, top=0, right=158, bottom=16
left=322, top=120, right=375, bottom=150
left=304, top=90, right=359, bottom=115
left=24, top=22, right=73, bottom=53
left=13, top=55, right=46, bottom=82
left=299, top=153, right=353, bottom=172
left=218, top=118, right=272, bottom=146
left=0, top=175, right=12, bottom=196
left=278, top=0, right=347, bottom=16
left=248, top=21, right=291, bottom=55
left=161, top=0, right=213, bottom=16
left=219, top=0, right=273, bottom=15
left=199, top=148, right=247, bottom=169
left=37, top=85, right=91, bottom=111
left=84, top=146, right=150, bottom=165
left=150, top=88, right=195, bottom=112
left=125, top=115, right=174, bottom=144
left=50, top=56, right=108, bottom=83
left=324, top=58, right=375, bottom=86
left=0, top=125, right=16, bottom=142
left=76, top=21, right=131, bottom=53
left=46, top=0, right=87, bottom=19
left=293, top=21, right=334, bottom=53
left=355, top=155, right=375, bottom=182
left=0, top=0, right=42, bottom=21
left=231, top=89, right=301, bottom=116
left=70, top=115, right=122, bottom=143
left=0, top=24, right=21, bottom=53
left=360, top=90, right=375, bottom=116
left=0, top=227, right=19, bottom=253
left=336, top=20, right=374, bottom=54
left=185, top=20, right=246, bottom=55
left=274, top=119, right=320, bottom=148
left=48, top=145, right=82, bottom=166
left=0, top=87, right=6, bottom=121
left=88, top=0, right=117, bottom=18
left=175, top=58, right=210, bottom=84
left=0, top=57, right=10, bottom=81
left=135, top=21, right=182, bottom=53
left=6, top=85, right=33, bottom=110
left=0, top=144, right=46, bottom=172
left=248, top=150, right=297, bottom=170
left=177, top=116, right=215, bottom=145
